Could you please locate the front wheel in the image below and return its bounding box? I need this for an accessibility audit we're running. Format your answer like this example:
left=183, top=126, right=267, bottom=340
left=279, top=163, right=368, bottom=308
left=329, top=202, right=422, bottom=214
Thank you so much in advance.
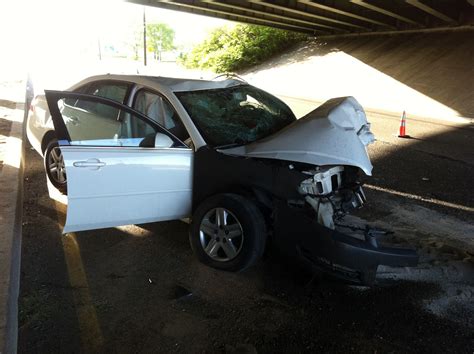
left=189, top=193, right=266, bottom=272
left=44, top=139, right=67, bottom=194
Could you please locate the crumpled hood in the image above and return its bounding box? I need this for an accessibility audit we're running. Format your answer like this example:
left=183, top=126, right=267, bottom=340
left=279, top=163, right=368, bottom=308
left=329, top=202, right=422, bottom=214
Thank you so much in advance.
left=219, top=96, right=375, bottom=175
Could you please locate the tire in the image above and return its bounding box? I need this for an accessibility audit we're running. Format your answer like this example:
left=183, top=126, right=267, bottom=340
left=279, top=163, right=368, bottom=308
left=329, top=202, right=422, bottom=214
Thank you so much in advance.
left=190, top=193, right=266, bottom=272
left=44, top=139, right=67, bottom=194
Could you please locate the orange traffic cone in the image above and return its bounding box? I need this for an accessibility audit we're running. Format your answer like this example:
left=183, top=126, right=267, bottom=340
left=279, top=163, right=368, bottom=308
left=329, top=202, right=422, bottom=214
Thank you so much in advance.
left=398, top=111, right=409, bottom=138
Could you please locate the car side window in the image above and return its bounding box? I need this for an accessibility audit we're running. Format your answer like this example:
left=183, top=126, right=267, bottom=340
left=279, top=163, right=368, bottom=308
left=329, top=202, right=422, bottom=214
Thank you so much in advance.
left=74, top=82, right=129, bottom=120
left=63, top=84, right=92, bottom=106
left=58, top=97, right=163, bottom=148
left=88, top=83, right=128, bottom=102
left=133, top=90, right=189, bottom=142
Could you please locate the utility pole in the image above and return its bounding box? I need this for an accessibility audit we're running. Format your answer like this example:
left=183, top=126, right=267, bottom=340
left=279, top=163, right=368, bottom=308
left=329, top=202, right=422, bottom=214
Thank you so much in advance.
left=97, top=38, right=102, bottom=61
left=143, top=6, right=147, bottom=66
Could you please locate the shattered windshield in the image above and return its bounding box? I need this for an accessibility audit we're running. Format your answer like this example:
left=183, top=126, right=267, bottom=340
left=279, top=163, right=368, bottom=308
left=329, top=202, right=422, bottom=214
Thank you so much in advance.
left=176, top=85, right=296, bottom=147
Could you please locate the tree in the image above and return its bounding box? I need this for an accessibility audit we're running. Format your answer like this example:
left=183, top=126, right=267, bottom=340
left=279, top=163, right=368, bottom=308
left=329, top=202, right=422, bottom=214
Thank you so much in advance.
left=146, top=23, right=175, bottom=61
left=180, top=24, right=306, bottom=73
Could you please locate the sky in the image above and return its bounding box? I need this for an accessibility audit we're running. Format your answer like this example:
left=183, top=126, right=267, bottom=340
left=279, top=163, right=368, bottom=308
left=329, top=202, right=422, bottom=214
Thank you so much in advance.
left=97, top=1, right=233, bottom=51
left=0, top=0, right=232, bottom=79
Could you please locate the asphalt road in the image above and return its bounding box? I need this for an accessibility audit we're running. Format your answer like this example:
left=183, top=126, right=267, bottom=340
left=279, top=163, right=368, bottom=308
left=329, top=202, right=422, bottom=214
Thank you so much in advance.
left=18, top=102, right=474, bottom=353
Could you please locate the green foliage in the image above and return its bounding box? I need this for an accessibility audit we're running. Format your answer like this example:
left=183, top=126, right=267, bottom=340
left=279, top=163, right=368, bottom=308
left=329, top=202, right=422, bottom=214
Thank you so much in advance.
left=146, top=23, right=175, bottom=59
left=180, top=24, right=306, bottom=73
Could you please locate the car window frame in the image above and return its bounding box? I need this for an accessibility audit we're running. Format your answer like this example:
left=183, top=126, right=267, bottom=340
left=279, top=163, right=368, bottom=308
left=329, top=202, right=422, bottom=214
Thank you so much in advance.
left=46, top=90, right=189, bottom=149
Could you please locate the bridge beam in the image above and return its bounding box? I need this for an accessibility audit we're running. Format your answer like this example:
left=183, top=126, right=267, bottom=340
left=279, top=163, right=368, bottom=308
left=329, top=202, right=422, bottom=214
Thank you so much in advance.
left=350, top=0, right=424, bottom=26
left=248, top=0, right=370, bottom=30
left=153, top=0, right=322, bottom=33
left=405, top=0, right=458, bottom=23
left=297, top=0, right=395, bottom=28
left=201, top=0, right=337, bottom=32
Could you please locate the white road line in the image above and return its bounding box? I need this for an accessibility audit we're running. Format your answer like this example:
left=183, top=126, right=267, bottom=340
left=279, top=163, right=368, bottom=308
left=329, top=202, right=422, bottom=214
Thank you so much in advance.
left=365, top=184, right=474, bottom=213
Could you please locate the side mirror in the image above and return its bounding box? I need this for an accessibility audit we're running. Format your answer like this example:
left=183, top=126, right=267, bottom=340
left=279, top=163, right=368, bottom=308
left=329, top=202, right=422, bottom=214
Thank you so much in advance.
left=154, top=132, right=174, bottom=148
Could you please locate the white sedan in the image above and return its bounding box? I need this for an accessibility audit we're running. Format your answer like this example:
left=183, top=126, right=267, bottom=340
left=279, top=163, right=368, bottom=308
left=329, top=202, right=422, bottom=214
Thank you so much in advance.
left=27, top=74, right=418, bottom=283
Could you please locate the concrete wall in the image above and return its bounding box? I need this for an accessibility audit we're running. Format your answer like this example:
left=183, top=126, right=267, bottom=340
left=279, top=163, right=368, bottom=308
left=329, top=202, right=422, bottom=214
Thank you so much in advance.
left=244, top=31, right=474, bottom=121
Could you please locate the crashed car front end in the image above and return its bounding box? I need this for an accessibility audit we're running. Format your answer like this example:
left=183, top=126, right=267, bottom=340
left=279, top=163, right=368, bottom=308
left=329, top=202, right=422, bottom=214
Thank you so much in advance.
left=238, top=97, right=418, bottom=283
left=274, top=163, right=418, bottom=285
left=190, top=93, right=418, bottom=284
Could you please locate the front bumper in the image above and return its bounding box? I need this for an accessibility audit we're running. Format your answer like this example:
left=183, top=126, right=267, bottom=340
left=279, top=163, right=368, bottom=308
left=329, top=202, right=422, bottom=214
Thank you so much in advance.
left=273, top=201, right=418, bottom=285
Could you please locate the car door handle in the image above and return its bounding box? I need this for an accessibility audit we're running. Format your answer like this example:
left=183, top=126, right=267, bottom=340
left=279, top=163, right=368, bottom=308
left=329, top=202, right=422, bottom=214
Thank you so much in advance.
left=73, top=159, right=106, bottom=169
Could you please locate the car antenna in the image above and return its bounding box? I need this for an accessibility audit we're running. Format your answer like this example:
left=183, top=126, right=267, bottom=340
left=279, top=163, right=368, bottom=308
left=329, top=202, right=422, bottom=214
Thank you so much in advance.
left=212, top=73, right=248, bottom=84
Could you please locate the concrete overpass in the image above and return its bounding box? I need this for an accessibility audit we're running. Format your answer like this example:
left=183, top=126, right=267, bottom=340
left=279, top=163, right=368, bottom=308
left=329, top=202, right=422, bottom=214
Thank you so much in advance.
left=128, top=0, right=474, bottom=34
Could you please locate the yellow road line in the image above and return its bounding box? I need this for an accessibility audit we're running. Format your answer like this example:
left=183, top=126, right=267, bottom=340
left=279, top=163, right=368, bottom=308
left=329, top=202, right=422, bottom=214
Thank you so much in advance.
left=54, top=200, right=104, bottom=352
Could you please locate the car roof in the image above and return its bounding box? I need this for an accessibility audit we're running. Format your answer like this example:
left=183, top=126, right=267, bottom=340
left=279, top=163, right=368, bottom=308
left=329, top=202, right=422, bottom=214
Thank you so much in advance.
left=70, top=74, right=245, bottom=93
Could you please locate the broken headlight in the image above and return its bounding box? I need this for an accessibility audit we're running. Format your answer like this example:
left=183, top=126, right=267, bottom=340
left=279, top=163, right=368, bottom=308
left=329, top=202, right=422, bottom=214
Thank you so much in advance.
left=298, top=166, right=366, bottom=229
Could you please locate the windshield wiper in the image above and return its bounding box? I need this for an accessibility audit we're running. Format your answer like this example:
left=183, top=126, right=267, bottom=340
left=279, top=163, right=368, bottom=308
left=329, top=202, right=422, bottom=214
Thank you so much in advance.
left=215, top=138, right=248, bottom=149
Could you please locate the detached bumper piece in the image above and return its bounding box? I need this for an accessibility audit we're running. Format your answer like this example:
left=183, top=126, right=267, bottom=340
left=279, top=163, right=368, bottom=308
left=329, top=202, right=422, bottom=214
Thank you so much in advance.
left=274, top=201, right=418, bottom=285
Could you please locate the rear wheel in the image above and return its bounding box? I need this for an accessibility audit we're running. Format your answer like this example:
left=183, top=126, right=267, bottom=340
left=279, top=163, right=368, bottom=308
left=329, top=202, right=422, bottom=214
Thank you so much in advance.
left=44, top=139, right=67, bottom=194
left=190, top=193, right=266, bottom=272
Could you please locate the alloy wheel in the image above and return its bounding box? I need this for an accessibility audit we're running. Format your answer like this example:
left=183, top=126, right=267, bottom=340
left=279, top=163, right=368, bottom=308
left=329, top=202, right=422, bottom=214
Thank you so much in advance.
left=199, top=207, right=244, bottom=262
left=48, top=146, right=66, bottom=184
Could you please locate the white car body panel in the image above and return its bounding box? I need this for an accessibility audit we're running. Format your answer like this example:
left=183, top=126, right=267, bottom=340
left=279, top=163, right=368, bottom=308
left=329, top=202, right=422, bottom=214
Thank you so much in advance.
left=220, top=97, right=375, bottom=176
left=61, top=146, right=193, bottom=233
left=26, top=94, right=53, bottom=155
